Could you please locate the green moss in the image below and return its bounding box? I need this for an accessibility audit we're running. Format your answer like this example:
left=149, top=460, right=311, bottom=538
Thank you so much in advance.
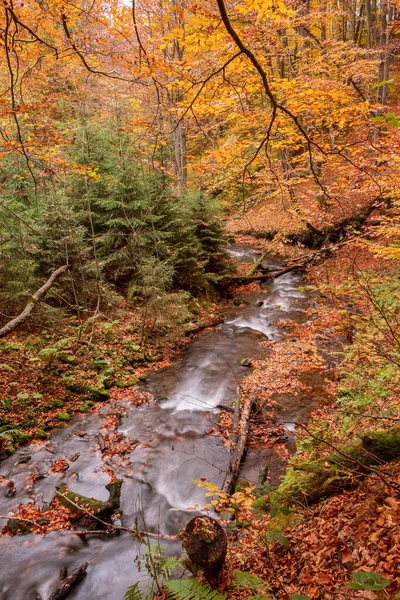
left=88, top=388, right=110, bottom=402
left=57, top=412, right=70, bottom=422
left=35, top=429, right=47, bottom=439
left=43, top=398, right=64, bottom=411
left=105, top=479, right=123, bottom=509
left=54, top=485, right=113, bottom=516
left=272, top=427, right=400, bottom=507
left=79, top=401, right=94, bottom=413
left=361, top=427, right=400, bottom=462
left=66, top=382, right=90, bottom=394
left=251, top=496, right=269, bottom=513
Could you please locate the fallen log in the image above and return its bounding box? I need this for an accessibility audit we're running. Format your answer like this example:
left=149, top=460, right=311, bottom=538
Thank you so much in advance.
left=223, top=392, right=257, bottom=495
left=184, top=315, right=223, bottom=336
left=181, top=516, right=227, bottom=582
left=0, top=264, right=70, bottom=338
left=48, top=562, right=88, bottom=600
left=246, top=252, right=266, bottom=276
left=226, top=264, right=302, bottom=283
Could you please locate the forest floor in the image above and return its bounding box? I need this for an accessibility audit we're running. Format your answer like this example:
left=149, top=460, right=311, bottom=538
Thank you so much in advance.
left=1, top=210, right=399, bottom=599
left=0, top=296, right=228, bottom=456
left=214, top=214, right=400, bottom=599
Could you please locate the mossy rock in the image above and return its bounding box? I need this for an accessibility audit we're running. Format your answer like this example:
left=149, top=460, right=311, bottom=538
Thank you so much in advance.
left=43, top=398, right=64, bottom=411
left=7, top=518, right=31, bottom=535
left=35, top=429, right=47, bottom=439
left=272, top=427, right=400, bottom=507
left=91, top=358, right=111, bottom=371
left=102, top=376, right=115, bottom=389
left=126, top=353, right=147, bottom=367
left=361, top=427, right=400, bottom=462
left=87, top=388, right=110, bottom=402
left=66, top=382, right=90, bottom=394
left=146, top=354, right=162, bottom=363
left=57, top=412, right=70, bottom=422
left=126, top=378, right=138, bottom=387
left=79, top=401, right=94, bottom=413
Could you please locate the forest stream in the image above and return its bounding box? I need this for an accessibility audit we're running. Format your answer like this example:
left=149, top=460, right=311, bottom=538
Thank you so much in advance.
left=0, top=245, right=312, bottom=600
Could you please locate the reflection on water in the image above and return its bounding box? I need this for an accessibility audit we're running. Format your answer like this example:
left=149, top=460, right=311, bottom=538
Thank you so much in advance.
left=0, top=245, right=309, bottom=599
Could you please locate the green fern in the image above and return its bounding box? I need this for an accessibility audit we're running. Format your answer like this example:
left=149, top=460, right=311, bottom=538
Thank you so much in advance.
left=160, top=555, right=182, bottom=580
left=165, top=579, right=228, bottom=600
left=123, top=582, right=143, bottom=600
left=233, top=570, right=273, bottom=598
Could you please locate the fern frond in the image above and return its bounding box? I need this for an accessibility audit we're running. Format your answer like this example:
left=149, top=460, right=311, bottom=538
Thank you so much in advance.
left=160, top=555, right=181, bottom=579
left=123, top=582, right=143, bottom=600
left=165, top=579, right=227, bottom=600
left=233, top=570, right=269, bottom=592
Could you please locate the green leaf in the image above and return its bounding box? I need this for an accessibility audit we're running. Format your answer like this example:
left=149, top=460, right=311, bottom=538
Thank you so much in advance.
left=292, top=595, right=312, bottom=600
left=349, top=572, right=390, bottom=591
left=17, top=392, right=29, bottom=400
left=372, top=78, right=394, bottom=89
left=279, top=506, right=292, bottom=516
left=278, top=534, right=290, bottom=547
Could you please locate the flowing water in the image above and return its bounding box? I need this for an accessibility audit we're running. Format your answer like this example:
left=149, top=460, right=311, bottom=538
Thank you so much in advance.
left=0, top=245, right=310, bottom=600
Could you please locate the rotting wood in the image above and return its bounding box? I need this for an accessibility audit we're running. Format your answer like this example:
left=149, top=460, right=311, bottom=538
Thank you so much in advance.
left=47, top=562, right=88, bottom=600
left=246, top=252, right=266, bottom=276
left=0, top=264, right=70, bottom=338
left=181, top=516, right=227, bottom=582
left=223, top=392, right=257, bottom=495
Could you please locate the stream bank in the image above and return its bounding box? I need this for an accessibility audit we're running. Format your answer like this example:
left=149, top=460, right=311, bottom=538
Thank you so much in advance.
left=0, top=244, right=323, bottom=599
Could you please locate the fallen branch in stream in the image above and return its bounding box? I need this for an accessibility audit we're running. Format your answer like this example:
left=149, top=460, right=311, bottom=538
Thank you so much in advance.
left=227, top=234, right=370, bottom=284
left=0, top=495, right=178, bottom=541
left=184, top=315, right=224, bottom=336
left=226, top=265, right=303, bottom=282
left=246, top=252, right=266, bottom=276
left=48, top=563, right=88, bottom=600
left=54, top=491, right=178, bottom=541
left=223, top=391, right=258, bottom=495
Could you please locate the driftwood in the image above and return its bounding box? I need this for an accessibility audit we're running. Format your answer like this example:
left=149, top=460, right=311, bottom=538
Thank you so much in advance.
left=0, top=264, right=69, bottom=338
left=181, top=516, right=227, bottom=582
left=223, top=392, right=257, bottom=495
left=47, top=562, right=88, bottom=600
